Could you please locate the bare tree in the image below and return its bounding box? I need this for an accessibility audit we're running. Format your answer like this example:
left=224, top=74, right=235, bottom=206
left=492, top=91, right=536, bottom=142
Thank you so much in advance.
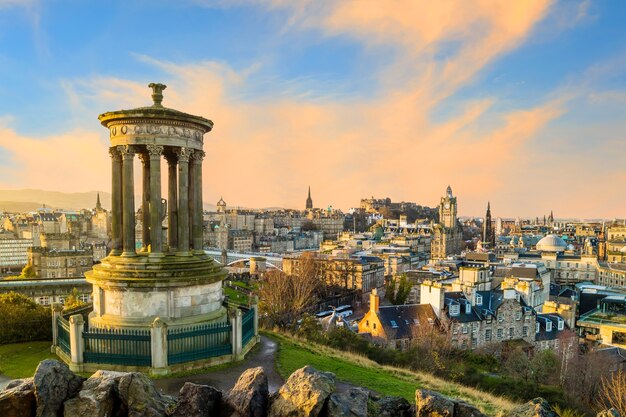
left=597, top=370, right=626, bottom=416
left=258, top=252, right=322, bottom=328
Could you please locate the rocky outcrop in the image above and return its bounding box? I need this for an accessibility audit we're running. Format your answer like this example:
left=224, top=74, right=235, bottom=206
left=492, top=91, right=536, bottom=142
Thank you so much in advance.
left=118, top=372, right=176, bottom=417
left=224, top=367, right=269, bottom=417
left=168, top=382, right=222, bottom=417
left=63, top=370, right=126, bottom=417
left=268, top=366, right=335, bottom=417
left=0, top=378, right=36, bottom=417
left=507, top=398, right=559, bottom=417
left=326, top=387, right=368, bottom=417
left=2, top=360, right=573, bottom=417
left=33, top=359, right=83, bottom=417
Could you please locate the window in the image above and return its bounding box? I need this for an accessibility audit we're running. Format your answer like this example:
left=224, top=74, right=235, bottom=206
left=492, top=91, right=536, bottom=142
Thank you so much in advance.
left=485, top=329, right=492, bottom=341
left=391, top=320, right=398, bottom=329
left=462, top=325, right=468, bottom=334
left=536, top=322, right=540, bottom=333
left=558, top=320, right=564, bottom=331
left=453, top=325, right=458, bottom=335
left=497, top=328, right=503, bottom=339
left=516, top=312, right=522, bottom=321
left=373, top=323, right=377, bottom=330
left=546, top=321, right=552, bottom=332
left=509, top=327, right=514, bottom=337
left=498, top=314, right=504, bottom=323
left=450, top=304, right=460, bottom=316
left=476, top=294, right=483, bottom=306
left=522, top=326, right=528, bottom=337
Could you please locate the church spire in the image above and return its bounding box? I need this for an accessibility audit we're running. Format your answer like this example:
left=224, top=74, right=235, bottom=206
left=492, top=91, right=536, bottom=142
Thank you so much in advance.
left=96, top=192, right=102, bottom=210
left=306, top=186, right=313, bottom=210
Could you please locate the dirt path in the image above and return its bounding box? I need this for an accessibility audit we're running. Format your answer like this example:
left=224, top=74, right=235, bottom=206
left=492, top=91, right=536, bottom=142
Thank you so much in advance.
left=154, top=335, right=284, bottom=396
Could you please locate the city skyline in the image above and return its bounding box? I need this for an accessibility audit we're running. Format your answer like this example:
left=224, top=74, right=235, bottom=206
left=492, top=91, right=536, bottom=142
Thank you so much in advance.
left=1, top=1, right=626, bottom=217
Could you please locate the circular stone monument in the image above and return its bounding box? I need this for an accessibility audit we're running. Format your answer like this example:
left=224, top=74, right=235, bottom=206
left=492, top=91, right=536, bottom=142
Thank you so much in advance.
left=86, top=83, right=227, bottom=329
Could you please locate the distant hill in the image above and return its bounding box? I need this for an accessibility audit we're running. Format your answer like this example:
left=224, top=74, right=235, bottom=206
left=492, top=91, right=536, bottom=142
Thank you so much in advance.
left=0, top=189, right=219, bottom=213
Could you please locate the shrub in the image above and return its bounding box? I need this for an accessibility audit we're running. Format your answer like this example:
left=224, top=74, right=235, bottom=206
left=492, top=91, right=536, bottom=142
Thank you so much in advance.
left=0, top=292, right=51, bottom=344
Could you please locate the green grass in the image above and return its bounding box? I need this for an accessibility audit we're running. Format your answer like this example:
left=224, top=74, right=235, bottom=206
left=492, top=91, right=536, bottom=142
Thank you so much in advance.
left=224, top=286, right=250, bottom=306
left=268, top=331, right=515, bottom=417
left=0, top=341, right=57, bottom=379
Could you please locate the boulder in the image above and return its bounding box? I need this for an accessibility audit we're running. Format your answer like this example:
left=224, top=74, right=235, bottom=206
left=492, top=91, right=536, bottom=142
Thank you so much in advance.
left=415, top=389, right=455, bottom=417
left=455, top=401, right=487, bottom=417
left=507, top=398, right=558, bottom=417
left=169, top=382, right=222, bottom=417
left=269, top=366, right=336, bottom=417
left=63, top=370, right=127, bottom=417
left=597, top=409, right=621, bottom=417
left=5, top=379, right=31, bottom=391
left=224, top=367, right=269, bottom=417
left=374, top=396, right=412, bottom=417
left=326, top=387, right=368, bottom=417
left=0, top=378, right=36, bottom=417
left=33, top=359, right=83, bottom=417
left=118, top=372, right=176, bottom=417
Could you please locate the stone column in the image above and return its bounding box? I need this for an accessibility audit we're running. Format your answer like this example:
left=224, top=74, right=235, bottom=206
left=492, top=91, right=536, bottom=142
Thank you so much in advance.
left=150, top=317, right=168, bottom=375
left=175, top=147, right=192, bottom=255
left=188, top=155, right=196, bottom=251
left=69, top=314, right=84, bottom=372
left=119, top=145, right=136, bottom=257
left=166, top=154, right=178, bottom=251
left=147, top=145, right=164, bottom=255
left=109, top=147, right=123, bottom=255
left=139, top=153, right=151, bottom=252
left=191, top=151, right=205, bottom=252
left=232, top=309, right=243, bottom=360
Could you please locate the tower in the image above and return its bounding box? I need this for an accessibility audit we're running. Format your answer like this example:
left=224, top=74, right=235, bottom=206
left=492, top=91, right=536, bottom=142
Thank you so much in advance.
left=482, top=202, right=494, bottom=248
left=96, top=192, right=102, bottom=211
left=439, top=185, right=457, bottom=229
left=306, top=186, right=313, bottom=210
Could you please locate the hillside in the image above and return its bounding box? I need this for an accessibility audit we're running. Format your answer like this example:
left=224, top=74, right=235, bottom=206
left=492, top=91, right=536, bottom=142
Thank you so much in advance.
left=268, top=331, right=516, bottom=416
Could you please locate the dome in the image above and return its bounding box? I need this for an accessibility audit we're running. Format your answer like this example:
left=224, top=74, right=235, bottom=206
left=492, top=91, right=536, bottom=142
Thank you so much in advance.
left=536, top=234, right=567, bottom=253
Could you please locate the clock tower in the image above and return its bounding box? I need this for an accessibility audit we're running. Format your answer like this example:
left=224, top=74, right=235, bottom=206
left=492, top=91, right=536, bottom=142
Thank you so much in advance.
left=439, top=185, right=457, bottom=229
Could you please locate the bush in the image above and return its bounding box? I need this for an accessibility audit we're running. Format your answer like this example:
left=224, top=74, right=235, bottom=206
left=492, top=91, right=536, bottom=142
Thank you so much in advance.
left=0, top=292, right=51, bottom=344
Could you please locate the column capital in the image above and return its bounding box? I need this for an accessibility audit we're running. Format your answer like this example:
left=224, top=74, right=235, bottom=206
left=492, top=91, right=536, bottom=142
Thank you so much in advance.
left=118, top=145, right=135, bottom=160
left=147, top=144, right=164, bottom=159
left=191, top=150, right=206, bottom=162
left=174, top=147, right=193, bottom=163
left=109, top=147, right=122, bottom=162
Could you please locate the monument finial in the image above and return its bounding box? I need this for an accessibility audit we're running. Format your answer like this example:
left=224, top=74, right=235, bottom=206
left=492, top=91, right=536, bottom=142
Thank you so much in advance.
left=148, top=82, right=167, bottom=107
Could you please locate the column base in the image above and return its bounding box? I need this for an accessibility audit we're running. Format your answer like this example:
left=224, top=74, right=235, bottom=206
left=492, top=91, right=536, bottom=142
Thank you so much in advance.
left=176, top=251, right=192, bottom=257
left=121, top=251, right=137, bottom=258
left=148, top=252, right=166, bottom=258
left=192, top=249, right=206, bottom=255
left=109, top=249, right=122, bottom=256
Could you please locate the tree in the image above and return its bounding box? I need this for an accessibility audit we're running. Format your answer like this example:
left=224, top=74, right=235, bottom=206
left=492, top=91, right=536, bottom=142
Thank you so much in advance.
left=19, top=264, right=36, bottom=278
left=385, top=274, right=412, bottom=305
left=0, top=292, right=51, bottom=343
left=259, top=252, right=322, bottom=328
left=63, top=288, right=88, bottom=311
left=598, top=370, right=626, bottom=416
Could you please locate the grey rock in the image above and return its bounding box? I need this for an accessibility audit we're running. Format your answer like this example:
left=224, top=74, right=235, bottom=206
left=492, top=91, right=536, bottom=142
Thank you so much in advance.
left=415, top=389, right=455, bottom=417
left=507, top=398, right=559, bottom=417
left=118, top=372, right=176, bottom=417
left=169, top=382, right=222, bottom=417
left=375, top=395, right=412, bottom=417
left=33, top=359, right=83, bottom=417
left=63, top=370, right=127, bottom=417
left=326, top=388, right=368, bottom=417
left=225, top=367, right=269, bottom=417
left=5, top=379, right=31, bottom=391
left=0, top=378, right=36, bottom=417
left=455, top=401, right=487, bottom=417
left=269, top=366, right=336, bottom=417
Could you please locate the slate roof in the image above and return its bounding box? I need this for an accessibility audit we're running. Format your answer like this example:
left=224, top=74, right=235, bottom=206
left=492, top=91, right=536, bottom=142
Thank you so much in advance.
left=377, top=304, right=437, bottom=340
left=535, top=314, right=568, bottom=341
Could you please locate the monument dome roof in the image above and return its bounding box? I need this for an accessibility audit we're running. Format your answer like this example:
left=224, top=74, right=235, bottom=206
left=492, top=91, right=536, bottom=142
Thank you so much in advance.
left=536, top=234, right=567, bottom=252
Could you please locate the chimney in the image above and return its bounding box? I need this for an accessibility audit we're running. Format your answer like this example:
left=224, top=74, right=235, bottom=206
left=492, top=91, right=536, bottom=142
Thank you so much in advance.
left=370, top=288, right=380, bottom=313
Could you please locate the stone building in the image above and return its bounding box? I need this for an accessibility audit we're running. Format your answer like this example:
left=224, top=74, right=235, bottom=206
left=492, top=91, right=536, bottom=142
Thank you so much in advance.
left=27, top=247, right=93, bottom=279
left=431, top=186, right=463, bottom=260
left=0, top=230, right=33, bottom=271
left=91, top=193, right=110, bottom=240
left=358, top=289, right=438, bottom=350
left=0, top=278, right=92, bottom=306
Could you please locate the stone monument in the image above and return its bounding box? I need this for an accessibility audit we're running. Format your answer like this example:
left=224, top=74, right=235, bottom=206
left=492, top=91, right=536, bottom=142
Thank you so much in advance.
left=86, top=83, right=227, bottom=329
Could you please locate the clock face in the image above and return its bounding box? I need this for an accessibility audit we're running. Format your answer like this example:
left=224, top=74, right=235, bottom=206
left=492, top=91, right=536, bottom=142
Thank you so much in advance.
left=444, top=203, right=450, bottom=209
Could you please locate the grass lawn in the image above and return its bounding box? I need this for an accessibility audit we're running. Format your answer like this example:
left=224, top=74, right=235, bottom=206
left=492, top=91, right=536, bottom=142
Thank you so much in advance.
left=268, top=332, right=515, bottom=417
left=0, top=341, right=57, bottom=379
left=224, top=286, right=249, bottom=306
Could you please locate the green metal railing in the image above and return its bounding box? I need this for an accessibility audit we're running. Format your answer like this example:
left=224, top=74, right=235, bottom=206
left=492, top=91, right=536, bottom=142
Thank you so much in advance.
left=83, top=328, right=151, bottom=366
left=167, top=321, right=232, bottom=365
left=242, top=308, right=255, bottom=348
left=57, top=316, right=71, bottom=356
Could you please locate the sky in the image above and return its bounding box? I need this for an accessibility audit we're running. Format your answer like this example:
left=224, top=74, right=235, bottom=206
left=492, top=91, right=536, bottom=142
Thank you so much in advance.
left=0, top=0, right=626, bottom=218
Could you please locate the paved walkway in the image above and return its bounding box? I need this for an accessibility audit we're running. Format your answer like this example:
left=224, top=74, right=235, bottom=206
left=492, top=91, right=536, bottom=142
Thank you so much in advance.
left=154, top=335, right=284, bottom=396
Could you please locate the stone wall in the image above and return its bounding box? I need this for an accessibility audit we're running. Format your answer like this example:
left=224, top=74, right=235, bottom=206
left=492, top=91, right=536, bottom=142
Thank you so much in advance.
left=2, top=359, right=620, bottom=417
